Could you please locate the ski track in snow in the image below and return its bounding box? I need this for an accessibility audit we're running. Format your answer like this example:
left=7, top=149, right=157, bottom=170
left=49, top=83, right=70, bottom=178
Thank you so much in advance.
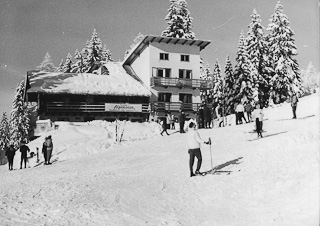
left=0, top=92, right=319, bottom=226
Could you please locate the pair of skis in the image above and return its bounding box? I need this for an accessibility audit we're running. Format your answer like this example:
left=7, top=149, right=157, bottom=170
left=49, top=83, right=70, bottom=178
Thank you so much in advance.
left=115, top=119, right=126, bottom=143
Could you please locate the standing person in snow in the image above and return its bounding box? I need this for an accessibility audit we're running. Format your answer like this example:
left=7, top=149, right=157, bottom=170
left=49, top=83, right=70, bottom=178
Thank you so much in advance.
left=179, top=110, right=186, bottom=133
left=42, top=137, right=47, bottom=164
left=203, top=104, right=211, bottom=128
left=252, top=103, right=264, bottom=138
left=5, top=144, right=16, bottom=170
left=187, top=122, right=210, bottom=177
left=160, top=117, right=169, bottom=136
left=198, top=105, right=204, bottom=128
left=42, top=136, right=53, bottom=165
left=171, top=113, right=175, bottom=130
left=244, top=101, right=254, bottom=122
left=166, top=113, right=172, bottom=130
left=290, top=93, right=299, bottom=119
left=46, top=135, right=53, bottom=164
left=235, top=102, right=248, bottom=124
left=20, top=141, right=30, bottom=169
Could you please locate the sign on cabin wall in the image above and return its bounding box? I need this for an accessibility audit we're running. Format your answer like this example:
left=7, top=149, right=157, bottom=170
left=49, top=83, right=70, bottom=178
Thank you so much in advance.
left=105, top=103, right=142, bottom=112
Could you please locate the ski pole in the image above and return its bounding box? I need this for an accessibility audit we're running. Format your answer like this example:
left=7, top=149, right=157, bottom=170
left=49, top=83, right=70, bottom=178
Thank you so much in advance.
left=209, top=137, right=213, bottom=170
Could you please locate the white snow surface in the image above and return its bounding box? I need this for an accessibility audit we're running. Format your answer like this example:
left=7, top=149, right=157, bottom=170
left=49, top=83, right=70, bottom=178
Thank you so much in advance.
left=1, top=92, right=319, bottom=226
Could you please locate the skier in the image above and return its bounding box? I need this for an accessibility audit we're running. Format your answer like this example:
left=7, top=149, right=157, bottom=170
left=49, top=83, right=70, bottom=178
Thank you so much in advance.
left=187, top=122, right=210, bottom=177
left=20, top=141, right=30, bottom=169
left=252, top=103, right=264, bottom=138
left=290, top=93, right=299, bottom=119
left=5, top=144, right=16, bottom=171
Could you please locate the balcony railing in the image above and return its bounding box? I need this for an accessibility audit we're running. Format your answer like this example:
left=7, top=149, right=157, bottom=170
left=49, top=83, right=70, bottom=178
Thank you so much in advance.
left=46, top=102, right=203, bottom=113
left=150, top=102, right=201, bottom=112
left=46, top=102, right=150, bottom=113
left=151, top=77, right=213, bottom=89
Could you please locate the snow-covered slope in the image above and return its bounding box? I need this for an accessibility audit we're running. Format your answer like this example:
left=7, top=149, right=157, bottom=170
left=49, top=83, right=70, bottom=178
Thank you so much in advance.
left=0, top=92, right=319, bottom=226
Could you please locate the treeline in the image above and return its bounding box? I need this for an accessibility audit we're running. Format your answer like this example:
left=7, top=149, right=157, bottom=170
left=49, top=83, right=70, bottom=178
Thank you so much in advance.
left=198, top=2, right=304, bottom=115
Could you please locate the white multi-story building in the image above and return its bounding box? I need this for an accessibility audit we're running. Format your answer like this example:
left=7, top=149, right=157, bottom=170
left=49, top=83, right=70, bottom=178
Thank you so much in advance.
left=123, top=35, right=211, bottom=118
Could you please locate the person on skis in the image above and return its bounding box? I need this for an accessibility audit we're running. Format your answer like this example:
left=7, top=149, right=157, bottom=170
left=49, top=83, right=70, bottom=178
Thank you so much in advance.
left=20, top=141, right=30, bottom=169
left=187, top=122, right=210, bottom=177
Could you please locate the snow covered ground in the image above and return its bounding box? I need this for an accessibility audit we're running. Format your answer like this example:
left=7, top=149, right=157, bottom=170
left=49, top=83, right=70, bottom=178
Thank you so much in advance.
left=0, top=91, right=319, bottom=226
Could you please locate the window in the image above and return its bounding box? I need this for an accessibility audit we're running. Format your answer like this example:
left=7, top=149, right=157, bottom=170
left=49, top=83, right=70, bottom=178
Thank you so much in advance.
left=179, top=69, right=192, bottom=79
left=179, top=93, right=192, bottom=103
left=160, top=53, right=169, bottom=60
left=158, top=93, right=172, bottom=102
left=181, top=54, right=190, bottom=62
left=153, top=68, right=171, bottom=78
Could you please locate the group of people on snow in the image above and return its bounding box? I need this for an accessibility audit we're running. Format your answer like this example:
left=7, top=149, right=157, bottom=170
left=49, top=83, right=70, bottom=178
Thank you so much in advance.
left=4, top=135, right=54, bottom=171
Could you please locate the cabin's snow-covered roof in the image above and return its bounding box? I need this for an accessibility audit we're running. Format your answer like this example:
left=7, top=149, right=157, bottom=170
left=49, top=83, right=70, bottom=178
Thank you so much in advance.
left=26, top=62, right=150, bottom=97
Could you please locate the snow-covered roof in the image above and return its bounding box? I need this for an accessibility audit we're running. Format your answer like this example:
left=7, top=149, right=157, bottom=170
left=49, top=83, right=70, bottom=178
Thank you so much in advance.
left=26, top=62, right=151, bottom=97
left=123, top=35, right=211, bottom=66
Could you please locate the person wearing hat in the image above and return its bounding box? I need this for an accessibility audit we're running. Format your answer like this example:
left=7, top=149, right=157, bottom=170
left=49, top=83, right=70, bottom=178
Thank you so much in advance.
left=19, top=141, right=30, bottom=169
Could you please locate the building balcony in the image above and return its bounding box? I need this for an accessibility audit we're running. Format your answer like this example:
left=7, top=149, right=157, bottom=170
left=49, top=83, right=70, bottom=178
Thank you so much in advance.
left=150, top=77, right=213, bottom=90
left=150, top=102, right=201, bottom=112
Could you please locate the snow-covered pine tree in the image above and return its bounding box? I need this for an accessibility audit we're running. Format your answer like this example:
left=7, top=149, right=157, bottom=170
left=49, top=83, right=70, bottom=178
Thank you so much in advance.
left=161, top=0, right=195, bottom=39
left=266, top=1, right=303, bottom=103
left=71, top=49, right=84, bottom=73
left=124, top=32, right=145, bottom=59
left=212, top=60, right=223, bottom=104
left=62, top=53, right=73, bottom=73
left=36, top=52, right=57, bottom=72
left=82, top=29, right=103, bottom=72
left=223, top=55, right=235, bottom=115
left=246, top=9, right=270, bottom=107
left=57, top=59, right=65, bottom=72
left=10, top=81, right=30, bottom=148
left=101, top=44, right=113, bottom=62
left=300, top=61, right=319, bottom=94
left=0, top=112, right=10, bottom=152
left=232, top=31, right=253, bottom=105
left=199, top=61, right=213, bottom=103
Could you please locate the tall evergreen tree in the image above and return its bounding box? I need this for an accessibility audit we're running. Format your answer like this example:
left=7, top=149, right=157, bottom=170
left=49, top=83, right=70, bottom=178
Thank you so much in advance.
left=199, top=61, right=213, bottom=103
left=212, top=60, right=223, bottom=103
left=71, top=49, right=84, bottom=73
left=82, top=29, right=103, bottom=72
left=36, top=52, right=57, bottom=72
left=161, top=0, right=195, bottom=39
left=101, top=44, right=113, bottom=62
left=57, top=58, right=65, bottom=72
left=233, top=31, right=253, bottom=105
left=246, top=8, right=270, bottom=107
left=266, top=1, right=302, bottom=103
left=223, top=55, right=235, bottom=115
left=124, top=32, right=145, bottom=59
left=62, top=53, right=73, bottom=73
left=0, top=112, right=10, bottom=152
left=10, top=81, right=30, bottom=148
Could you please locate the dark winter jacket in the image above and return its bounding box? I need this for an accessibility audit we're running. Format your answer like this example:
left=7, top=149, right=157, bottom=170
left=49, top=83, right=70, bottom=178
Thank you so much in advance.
left=6, top=146, right=16, bottom=158
left=179, top=112, right=186, bottom=124
left=244, top=103, right=254, bottom=113
left=20, top=144, right=30, bottom=157
left=203, top=105, right=211, bottom=121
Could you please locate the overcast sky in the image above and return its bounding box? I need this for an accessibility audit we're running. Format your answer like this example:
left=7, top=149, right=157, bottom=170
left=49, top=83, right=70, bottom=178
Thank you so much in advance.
left=0, top=0, right=318, bottom=114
